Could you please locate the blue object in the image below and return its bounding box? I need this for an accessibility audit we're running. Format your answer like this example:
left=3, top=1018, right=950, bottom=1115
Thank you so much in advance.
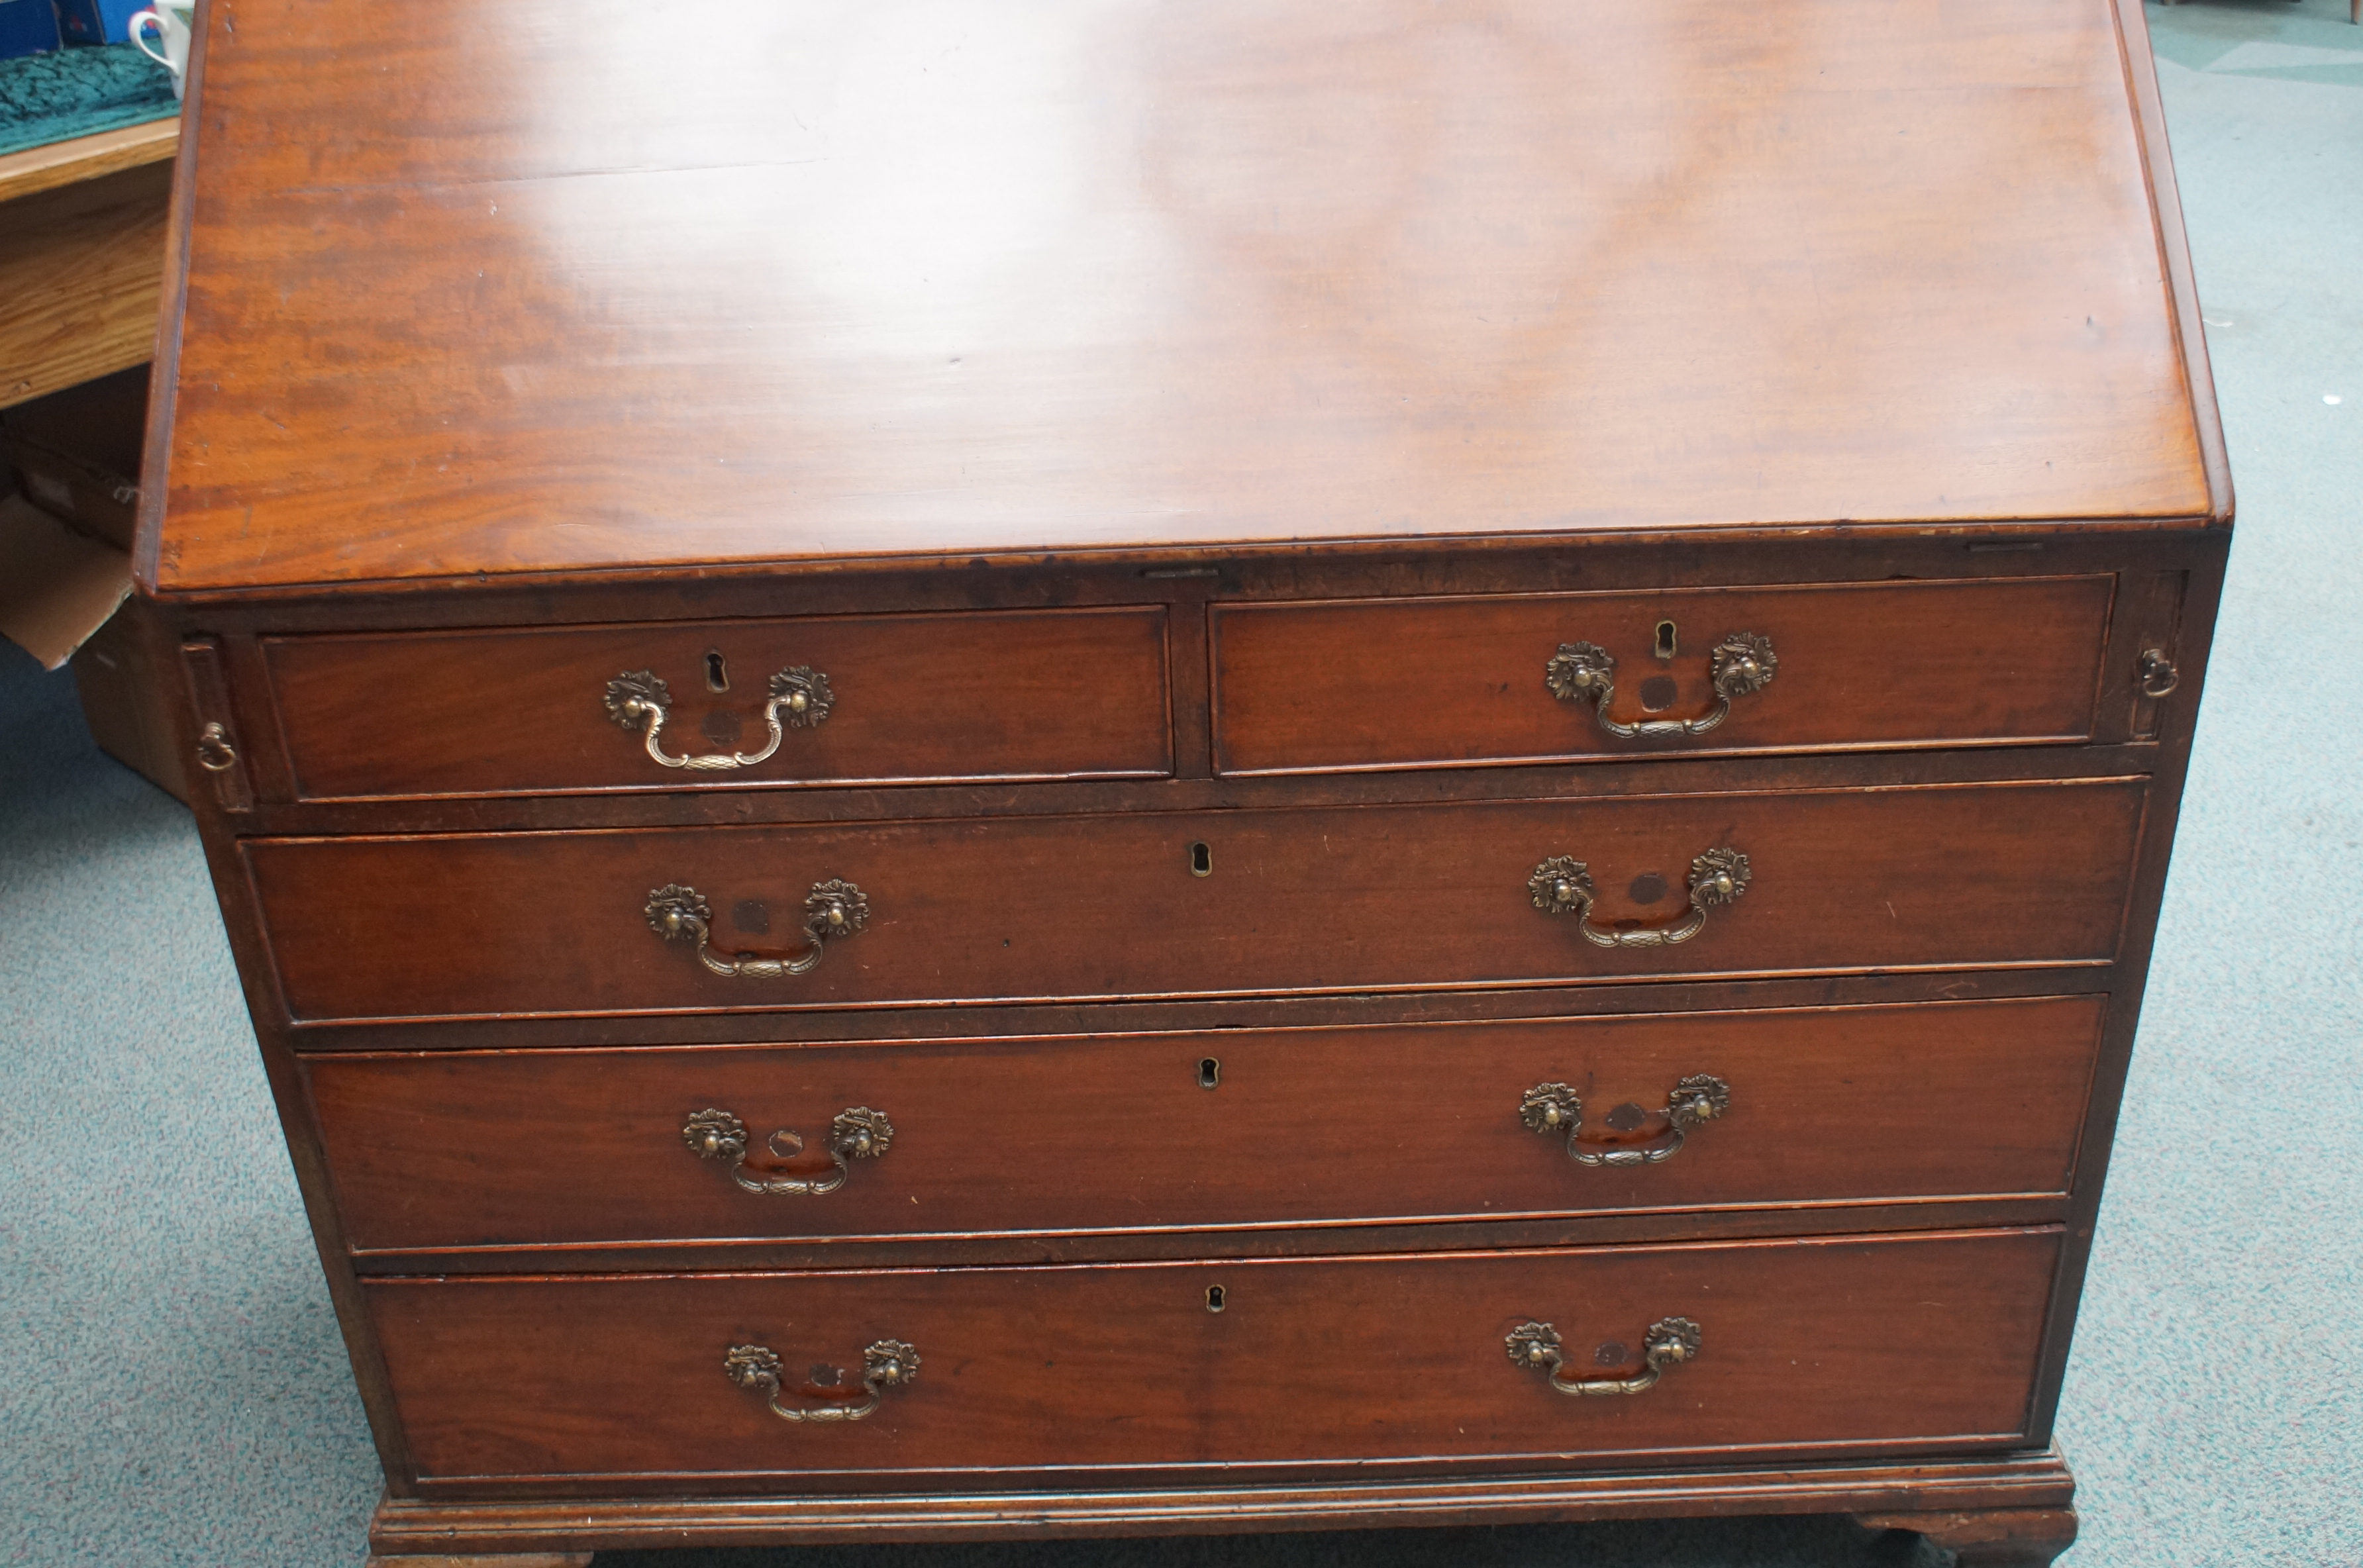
left=54, top=0, right=146, bottom=48
left=0, top=0, right=62, bottom=62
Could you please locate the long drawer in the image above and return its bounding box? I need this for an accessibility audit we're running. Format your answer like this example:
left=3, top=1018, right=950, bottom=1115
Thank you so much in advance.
left=248, top=779, right=2146, bottom=1023
left=366, top=1228, right=2060, bottom=1483
left=311, top=997, right=2104, bottom=1254
left=260, top=606, right=1173, bottom=799
left=1212, top=577, right=2116, bottom=775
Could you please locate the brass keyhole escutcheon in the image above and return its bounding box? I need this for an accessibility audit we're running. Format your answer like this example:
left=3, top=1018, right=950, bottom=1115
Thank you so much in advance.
left=1653, top=620, right=1678, bottom=660
left=1189, top=841, right=1213, bottom=877
left=1206, top=1285, right=1227, bottom=1313
left=1197, top=1057, right=1221, bottom=1090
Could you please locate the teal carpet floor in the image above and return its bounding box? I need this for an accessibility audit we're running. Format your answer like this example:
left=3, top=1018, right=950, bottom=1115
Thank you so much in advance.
left=3, top=3, right=2358, bottom=1563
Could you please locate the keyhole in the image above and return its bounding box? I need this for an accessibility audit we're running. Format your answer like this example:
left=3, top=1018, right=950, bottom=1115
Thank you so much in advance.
left=1198, top=1057, right=1221, bottom=1090
left=1653, top=620, right=1678, bottom=661
left=704, top=650, right=730, bottom=693
left=1189, top=841, right=1213, bottom=877
left=1205, top=1285, right=1226, bottom=1312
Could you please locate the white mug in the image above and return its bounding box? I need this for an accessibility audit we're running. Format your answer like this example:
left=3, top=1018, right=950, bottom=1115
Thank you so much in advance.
left=128, top=0, right=197, bottom=100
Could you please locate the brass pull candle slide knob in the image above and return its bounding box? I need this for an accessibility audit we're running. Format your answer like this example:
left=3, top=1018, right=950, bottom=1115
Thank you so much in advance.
left=2137, top=648, right=2180, bottom=698
left=1545, top=631, right=1775, bottom=739
left=193, top=721, right=238, bottom=772
left=1519, top=1075, right=1731, bottom=1167
left=646, top=880, right=868, bottom=978
left=725, top=1338, right=919, bottom=1424
left=682, top=1106, right=895, bottom=1195
left=1528, top=848, right=1749, bottom=948
left=605, top=665, right=833, bottom=770
left=1505, top=1316, right=1701, bottom=1398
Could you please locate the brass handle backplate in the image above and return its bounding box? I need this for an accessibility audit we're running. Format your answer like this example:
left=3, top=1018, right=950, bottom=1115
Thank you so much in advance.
left=1546, top=632, right=1776, bottom=739
left=1528, top=848, right=1748, bottom=948
left=605, top=665, right=833, bottom=771
left=683, top=1105, right=894, bottom=1195
left=646, top=880, right=868, bottom=978
left=1519, top=1075, right=1730, bottom=1166
left=725, top=1338, right=918, bottom=1424
left=1505, top=1316, right=1701, bottom=1397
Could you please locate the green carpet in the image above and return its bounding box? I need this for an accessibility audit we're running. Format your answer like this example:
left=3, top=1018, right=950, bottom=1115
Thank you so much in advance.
left=1, top=2, right=2357, bottom=1564
left=0, top=43, right=176, bottom=158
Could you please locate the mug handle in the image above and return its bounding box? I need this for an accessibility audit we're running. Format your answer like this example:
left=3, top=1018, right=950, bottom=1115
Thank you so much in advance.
left=128, top=11, right=170, bottom=66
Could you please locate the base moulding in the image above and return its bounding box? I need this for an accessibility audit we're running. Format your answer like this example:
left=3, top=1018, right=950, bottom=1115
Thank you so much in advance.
left=366, top=1448, right=2077, bottom=1562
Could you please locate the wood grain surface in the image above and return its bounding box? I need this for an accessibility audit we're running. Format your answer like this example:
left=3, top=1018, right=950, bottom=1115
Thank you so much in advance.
left=306, top=995, right=2105, bottom=1255
left=262, top=606, right=1172, bottom=799
left=0, top=160, right=169, bottom=408
left=148, top=0, right=2210, bottom=591
left=362, top=1451, right=2076, bottom=1547
left=362, top=1228, right=2061, bottom=1482
left=126, top=0, right=2227, bottom=1546
left=244, top=779, right=2147, bottom=1024
left=0, top=118, right=178, bottom=206
left=1213, top=577, right=2115, bottom=775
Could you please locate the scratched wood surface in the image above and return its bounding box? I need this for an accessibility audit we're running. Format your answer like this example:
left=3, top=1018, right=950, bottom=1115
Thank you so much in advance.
left=365, top=1229, right=2061, bottom=1483
left=242, top=779, right=2148, bottom=1024
left=1211, top=575, right=2118, bottom=775
left=262, top=606, right=1174, bottom=799
left=305, top=995, right=2106, bottom=1255
left=146, top=0, right=2213, bottom=591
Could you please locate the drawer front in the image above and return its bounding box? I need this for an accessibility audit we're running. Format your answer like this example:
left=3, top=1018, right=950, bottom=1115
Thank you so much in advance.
left=249, top=779, right=2144, bottom=1023
left=262, top=607, right=1172, bottom=799
left=313, top=997, right=2103, bottom=1253
left=1212, top=577, right=2115, bottom=775
left=367, top=1228, right=2059, bottom=1482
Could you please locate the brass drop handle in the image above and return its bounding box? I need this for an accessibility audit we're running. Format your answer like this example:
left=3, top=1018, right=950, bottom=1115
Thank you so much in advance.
left=605, top=665, right=833, bottom=771
left=1529, top=848, right=1749, bottom=948
left=1505, top=1316, right=1701, bottom=1397
left=682, top=1105, right=894, bottom=1195
left=645, top=879, right=868, bottom=977
left=1546, top=632, right=1776, bottom=738
left=725, top=1338, right=919, bottom=1424
left=1519, top=1075, right=1730, bottom=1166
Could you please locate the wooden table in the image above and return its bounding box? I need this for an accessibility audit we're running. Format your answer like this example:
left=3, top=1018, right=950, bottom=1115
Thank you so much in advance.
left=0, top=117, right=177, bottom=409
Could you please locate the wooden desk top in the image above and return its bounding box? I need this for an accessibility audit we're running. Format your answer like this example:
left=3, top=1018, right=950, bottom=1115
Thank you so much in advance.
left=142, top=0, right=2226, bottom=597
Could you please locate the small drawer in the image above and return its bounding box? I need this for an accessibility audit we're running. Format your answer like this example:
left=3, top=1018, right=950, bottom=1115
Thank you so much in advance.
left=365, top=1228, right=2060, bottom=1483
left=248, top=779, right=2144, bottom=1024
left=311, top=997, right=2103, bottom=1255
left=1211, top=577, right=2115, bottom=775
left=260, top=606, right=1172, bottom=800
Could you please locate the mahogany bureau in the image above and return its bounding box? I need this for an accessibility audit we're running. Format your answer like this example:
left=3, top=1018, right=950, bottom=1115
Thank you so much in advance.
left=137, top=1, right=2225, bottom=1564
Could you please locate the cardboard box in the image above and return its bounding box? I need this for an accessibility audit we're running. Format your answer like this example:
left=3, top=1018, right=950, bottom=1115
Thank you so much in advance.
left=0, top=364, right=189, bottom=803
